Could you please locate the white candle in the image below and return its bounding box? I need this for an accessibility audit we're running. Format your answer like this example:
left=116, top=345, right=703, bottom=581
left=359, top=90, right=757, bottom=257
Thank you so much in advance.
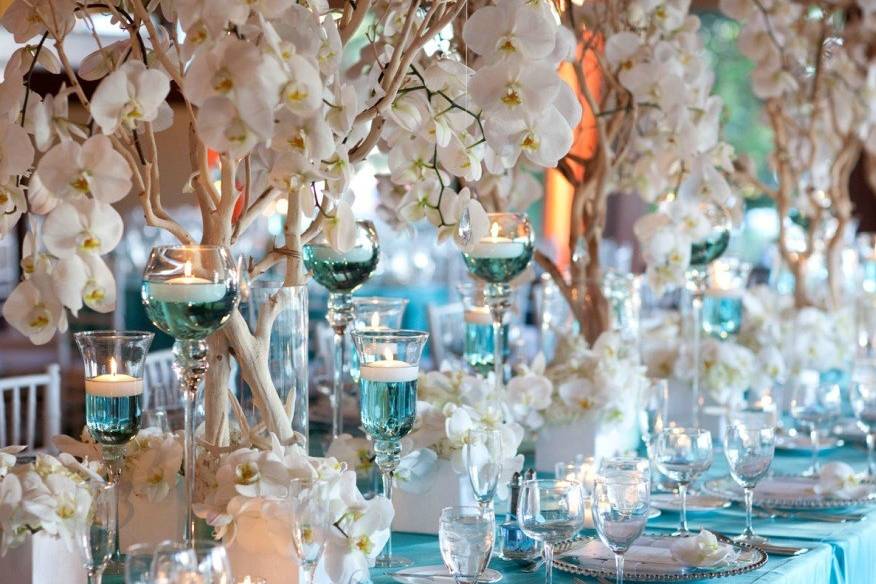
left=360, top=359, right=418, bottom=383
left=468, top=223, right=525, bottom=259
left=85, top=358, right=143, bottom=397
left=311, top=244, right=373, bottom=263
left=147, top=260, right=227, bottom=303
left=464, top=306, right=492, bottom=325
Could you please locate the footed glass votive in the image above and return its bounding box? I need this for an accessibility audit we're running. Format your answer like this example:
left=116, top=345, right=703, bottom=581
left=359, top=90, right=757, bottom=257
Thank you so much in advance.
left=702, top=258, right=751, bottom=339
left=350, top=296, right=409, bottom=381
left=457, top=283, right=509, bottom=377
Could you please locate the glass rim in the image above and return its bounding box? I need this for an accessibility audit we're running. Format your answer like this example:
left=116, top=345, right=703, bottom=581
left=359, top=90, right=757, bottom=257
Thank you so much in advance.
left=73, top=330, right=154, bottom=341
left=350, top=329, right=428, bottom=342
left=660, top=426, right=711, bottom=438
left=149, top=244, right=232, bottom=252
left=522, top=477, right=582, bottom=489
left=352, top=296, right=409, bottom=307
left=440, top=505, right=495, bottom=517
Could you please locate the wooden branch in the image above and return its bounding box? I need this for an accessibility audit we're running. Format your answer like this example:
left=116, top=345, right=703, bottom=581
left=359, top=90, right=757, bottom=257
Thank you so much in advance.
left=340, top=0, right=372, bottom=44
left=233, top=188, right=278, bottom=243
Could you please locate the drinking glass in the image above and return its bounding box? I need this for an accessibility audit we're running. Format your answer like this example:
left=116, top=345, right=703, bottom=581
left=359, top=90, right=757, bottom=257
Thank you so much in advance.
left=518, top=479, right=586, bottom=584
left=77, top=483, right=117, bottom=584
left=289, top=478, right=330, bottom=583
left=142, top=245, right=240, bottom=542
left=150, top=541, right=198, bottom=583
left=723, top=423, right=775, bottom=543
left=351, top=329, right=429, bottom=568
left=592, top=475, right=650, bottom=584
left=439, top=506, right=495, bottom=584
left=124, top=543, right=156, bottom=584
left=554, top=457, right=597, bottom=496
left=851, top=359, right=876, bottom=477
left=304, top=221, right=380, bottom=439
left=75, top=330, right=154, bottom=572
left=190, top=540, right=232, bottom=583
left=653, top=427, right=713, bottom=535
left=465, top=428, right=504, bottom=512
left=788, top=370, right=842, bottom=477
left=598, top=456, right=651, bottom=482
left=684, top=200, right=731, bottom=427
left=461, top=213, right=534, bottom=394
left=350, top=296, right=408, bottom=381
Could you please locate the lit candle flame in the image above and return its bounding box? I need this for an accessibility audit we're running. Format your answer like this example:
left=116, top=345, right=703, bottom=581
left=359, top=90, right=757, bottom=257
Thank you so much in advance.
left=383, top=347, right=394, bottom=361
left=184, top=259, right=193, bottom=278
left=370, top=313, right=380, bottom=329
left=490, top=222, right=500, bottom=239
left=109, top=357, right=117, bottom=376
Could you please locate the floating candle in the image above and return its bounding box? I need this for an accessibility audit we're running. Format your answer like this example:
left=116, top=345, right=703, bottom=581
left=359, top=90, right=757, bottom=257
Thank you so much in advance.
left=360, top=356, right=418, bottom=383
left=146, top=260, right=227, bottom=303
left=85, top=357, right=143, bottom=397
left=468, top=222, right=525, bottom=259
left=310, top=244, right=374, bottom=262
left=464, top=305, right=492, bottom=325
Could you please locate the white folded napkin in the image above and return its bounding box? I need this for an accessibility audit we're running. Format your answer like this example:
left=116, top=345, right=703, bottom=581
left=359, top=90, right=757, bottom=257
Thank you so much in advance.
left=670, top=530, right=738, bottom=568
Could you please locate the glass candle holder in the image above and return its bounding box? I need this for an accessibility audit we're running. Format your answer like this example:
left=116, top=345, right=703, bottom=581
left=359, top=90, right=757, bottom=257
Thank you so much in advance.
left=457, top=282, right=509, bottom=377
left=350, top=297, right=408, bottom=381
left=351, top=329, right=428, bottom=568
left=74, top=330, right=154, bottom=573
left=304, top=221, right=380, bottom=439
left=141, top=245, right=239, bottom=543
left=702, top=258, right=751, bottom=339
left=461, top=213, right=533, bottom=394
left=685, top=201, right=731, bottom=427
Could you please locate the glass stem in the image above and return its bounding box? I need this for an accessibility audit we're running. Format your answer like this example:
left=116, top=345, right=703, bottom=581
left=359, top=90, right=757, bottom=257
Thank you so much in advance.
left=327, top=292, right=353, bottom=440
left=810, top=428, right=820, bottom=477
left=486, top=283, right=510, bottom=397
left=868, top=433, right=876, bottom=478
left=173, top=339, right=208, bottom=545
left=101, top=444, right=124, bottom=565
left=374, top=439, right=401, bottom=566
left=87, top=568, right=103, bottom=584
left=615, top=552, right=625, bottom=584
left=691, top=292, right=704, bottom=428
left=543, top=542, right=554, bottom=584
left=679, top=482, right=689, bottom=534
left=743, top=486, right=755, bottom=538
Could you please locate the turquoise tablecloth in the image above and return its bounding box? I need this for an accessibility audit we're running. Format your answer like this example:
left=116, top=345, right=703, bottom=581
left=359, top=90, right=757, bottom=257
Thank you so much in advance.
left=106, top=442, right=876, bottom=583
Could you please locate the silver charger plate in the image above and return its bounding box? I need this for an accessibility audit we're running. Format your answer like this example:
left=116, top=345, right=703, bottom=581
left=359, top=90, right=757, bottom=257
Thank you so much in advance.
left=552, top=533, right=766, bottom=582
left=650, top=493, right=732, bottom=513
left=703, top=475, right=876, bottom=510
left=774, top=433, right=844, bottom=452
left=391, top=566, right=503, bottom=583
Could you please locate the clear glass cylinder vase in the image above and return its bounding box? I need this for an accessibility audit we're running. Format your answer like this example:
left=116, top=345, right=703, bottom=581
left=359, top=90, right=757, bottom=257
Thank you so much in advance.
left=246, top=282, right=309, bottom=446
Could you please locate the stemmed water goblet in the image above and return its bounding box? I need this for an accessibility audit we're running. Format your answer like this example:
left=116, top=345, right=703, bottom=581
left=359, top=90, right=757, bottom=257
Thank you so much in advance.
left=304, top=221, right=380, bottom=439
left=142, top=245, right=240, bottom=543
left=289, top=478, right=331, bottom=583
left=654, top=427, right=713, bottom=535
left=351, top=329, right=429, bottom=568
left=518, top=478, right=586, bottom=584
left=465, top=428, right=504, bottom=512
left=439, top=506, right=496, bottom=584
left=150, top=541, right=199, bottom=583
left=788, top=370, right=842, bottom=477
left=74, top=330, right=153, bottom=572
left=461, top=213, right=534, bottom=394
left=723, top=422, right=775, bottom=543
left=592, top=474, right=651, bottom=584
left=598, top=456, right=651, bottom=482
left=77, top=482, right=117, bottom=584
left=851, top=359, right=876, bottom=477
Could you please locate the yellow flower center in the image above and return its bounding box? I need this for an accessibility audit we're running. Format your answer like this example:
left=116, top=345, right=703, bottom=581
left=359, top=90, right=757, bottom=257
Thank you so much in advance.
left=213, top=69, right=234, bottom=93
left=235, top=462, right=260, bottom=485
left=285, top=84, right=308, bottom=104
left=0, top=190, right=9, bottom=207
left=498, top=38, right=517, bottom=53
left=84, top=285, right=106, bottom=304
left=521, top=133, right=539, bottom=151
left=354, top=535, right=372, bottom=554
left=78, top=232, right=102, bottom=252
left=288, top=132, right=306, bottom=151
left=577, top=398, right=594, bottom=410
left=71, top=174, right=90, bottom=193
left=501, top=85, right=522, bottom=107
left=56, top=502, right=76, bottom=520
left=147, top=471, right=164, bottom=486
left=27, top=306, right=50, bottom=330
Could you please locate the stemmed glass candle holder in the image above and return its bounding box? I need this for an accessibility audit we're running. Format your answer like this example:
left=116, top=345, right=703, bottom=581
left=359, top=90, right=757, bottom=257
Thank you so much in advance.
left=703, top=258, right=751, bottom=339
left=461, top=213, right=534, bottom=393
left=685, top=201, right=731, bottom=427
left=789, top=370, right=842, bottom=477
left=851, top=359, right=876, bottom=477
left=654, top=427, right=713, bottom=536
left=304, top=221, right=380, bottom=439
left=350, top=296, right=408, bottom=380
left=723, top=422, right=775, bottom=543
left=141, top=245, right=240, bottom=543
left=351, top=329, right=429, bottom=568
left=74, top=330, right=153, bottom=573
left=458, top=282, right=510, bottom=377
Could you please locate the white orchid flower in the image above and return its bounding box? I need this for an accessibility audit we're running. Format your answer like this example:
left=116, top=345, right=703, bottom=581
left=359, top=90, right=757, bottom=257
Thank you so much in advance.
left=437, top=133, right=483, bottom=183
left=0, top=183, right=26, bottom=238
left=51, top=254, right=117, bottom=315
left=470, top=60, right=561, bottom=120
left=395, top=448, right=439, bottom=494
left=462, top=0, right=556, bottom=61
left=0, top=119, right=34, bottom=182
left=323, top=200, right=357, bottom=252
left=78, top=41, right=131, bottom=82
left=42, top=198, right=123, bottom=259
left=197, top=96, right=269, bottom=158
left=0, top=446, right=25, bottom=479
left=326, top=434, right=374, bottom=478
left=2, top=273, right=66, bottom=345
left=130, top=434, right=182, bottom=503
left=279, top=54, right=323, bottom=116
left=176, top=0, right=249, bottom=45
left=91, top=61, right=171, bottom=134
left=0, top=0, right=75, bottom=43
left=0, top=473, right=25, bottom=555
left=35, top=135, right=132, bottom=203
left=26, top=88, right=85, bottom=152
left=389, top=137, right=435, bottom=185
left=813, top=462, right=869, bottom=499
left=486, top=107, right=573, bottom=168
left=273, top=111, right=334, bottom=159
left=6, top=44, right=61, bottom=77
left=388, top=91, right=430, bottom=134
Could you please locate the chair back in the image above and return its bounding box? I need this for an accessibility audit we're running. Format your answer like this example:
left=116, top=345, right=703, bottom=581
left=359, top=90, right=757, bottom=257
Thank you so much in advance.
left=144, top=349, right=179, bottom=411
left=0, top=365, right=61, bottom=450
left=426, top=302, right=465, bottom=368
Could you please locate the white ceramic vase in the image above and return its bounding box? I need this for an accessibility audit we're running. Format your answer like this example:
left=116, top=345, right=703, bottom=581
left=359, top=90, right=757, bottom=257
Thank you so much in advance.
left=534, top=414, right=641, bottom=473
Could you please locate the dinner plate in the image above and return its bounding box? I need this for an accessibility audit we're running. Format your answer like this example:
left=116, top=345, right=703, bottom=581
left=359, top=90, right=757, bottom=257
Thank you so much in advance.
left=391, top=566, right=503, bottom=583
left=775, top=433, right=844, bottom=452
left=703, top=474, right=876, bottom=510
left=553, top=533, right=766, bottom=581
left=650, top=493, right=732, bottom=513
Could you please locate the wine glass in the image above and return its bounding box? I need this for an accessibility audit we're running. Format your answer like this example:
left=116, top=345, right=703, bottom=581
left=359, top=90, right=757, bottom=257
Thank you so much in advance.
left=439, top=506, right=495, bottom=584
left=289, top=478, right=330, bottom=583
left=351, top=329, right=429, bottom=568
left=465, top=428, right=504, bottom=512
left=190, top=540, right=233, bottom=583
left=74, top=330, right=153, bottom=572
left=124, top=543, right=156, bottom=584
left=304, top=221, right=380, bottom=439
left=684, top=200, right=731, bottom=427
left=788, top=370, right=842, bottom=477
left=150, top=541, right=198, bottom=583
left=592, top=474, right=650, bottom=584
left=723, top=423, right=775, bottom=543
left=77, top=483, right=117, bottom=584
left=461, top=213, right=534, bottom=394
left=142, top=245, right=240, bottom=542
left=851, top=359, right=876, bottom=477
left=598, top=456, right=651, bottom=482
left=653, top=427, right=713, bottom=535
left=518, top=479, right=586, bottom=584
left=554, top=457, right=597, bottom=496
